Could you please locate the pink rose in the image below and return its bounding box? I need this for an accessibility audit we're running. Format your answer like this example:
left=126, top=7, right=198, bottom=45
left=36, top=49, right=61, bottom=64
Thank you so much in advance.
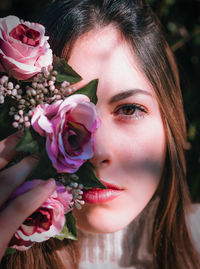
left=9, top=180, right=73, bottom=251
left=31, top=94, right=100, bottom=173
left=0, top=15, right=52, bottom=80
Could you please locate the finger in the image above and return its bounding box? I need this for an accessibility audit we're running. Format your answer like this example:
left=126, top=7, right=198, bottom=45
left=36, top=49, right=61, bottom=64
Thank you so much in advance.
left=0, top=132, right=23, bottom=170
left=0, top=178, right=56, bottom=258
left=0, top=154, right=39, bottom=205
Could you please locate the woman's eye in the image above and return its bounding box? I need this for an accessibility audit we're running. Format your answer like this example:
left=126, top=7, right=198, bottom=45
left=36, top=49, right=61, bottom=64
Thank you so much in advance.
left=113, top=104, right=148, bottom=121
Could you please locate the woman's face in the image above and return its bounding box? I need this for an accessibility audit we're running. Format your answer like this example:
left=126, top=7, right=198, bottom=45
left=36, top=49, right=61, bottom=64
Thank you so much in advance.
left=67, top=26, right=166, bottom=233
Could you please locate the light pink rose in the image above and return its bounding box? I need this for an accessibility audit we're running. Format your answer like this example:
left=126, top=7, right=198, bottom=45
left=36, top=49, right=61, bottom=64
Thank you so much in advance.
left=31, top=94, right=100, bottom=173
left=8, top=180, right=73, bottom=251
left=0, top=15, right=52, bottom=80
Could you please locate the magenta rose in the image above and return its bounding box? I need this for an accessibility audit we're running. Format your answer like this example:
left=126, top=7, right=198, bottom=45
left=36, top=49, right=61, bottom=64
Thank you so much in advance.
left=0, top=15, right=52, bottom=80
left=8, top=180, right=73, bottom=251
left=31, top=94, right=100, bottom=173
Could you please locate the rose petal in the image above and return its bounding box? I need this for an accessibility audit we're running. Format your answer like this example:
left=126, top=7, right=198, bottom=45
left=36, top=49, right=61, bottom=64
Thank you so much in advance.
left=0, top=51, right=41, bottom=80
left=38, top=114, right=53, bottom=134
left=0, top=15, right=52, bottom=80
left=69, top=101, right=98, bottom=131
left=9, top=235, right=33, bottom=251
left=0, top=16, right=20, bottom=34
left=0, top=36, right=24, bottom=59
left=58, top=94, right=89, bottom=113
left=9, top=180, right=72, bottom=248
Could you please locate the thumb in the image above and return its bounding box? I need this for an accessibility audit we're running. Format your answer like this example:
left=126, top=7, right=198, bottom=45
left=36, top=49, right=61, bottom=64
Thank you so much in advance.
left=0, top=178, right=56, bottom=259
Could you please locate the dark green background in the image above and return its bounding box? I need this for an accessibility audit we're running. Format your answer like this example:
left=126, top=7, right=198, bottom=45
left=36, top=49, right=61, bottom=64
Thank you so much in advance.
left=0, top=0, right=200, bottom=201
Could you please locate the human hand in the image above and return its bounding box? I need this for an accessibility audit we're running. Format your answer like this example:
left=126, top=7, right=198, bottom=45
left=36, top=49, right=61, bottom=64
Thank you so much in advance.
left=0, top=132, right=56, bottom=260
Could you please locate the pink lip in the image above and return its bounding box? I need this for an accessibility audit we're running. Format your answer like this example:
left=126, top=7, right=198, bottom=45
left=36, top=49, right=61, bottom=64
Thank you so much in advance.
left=83, top=180, right=123, bottom=204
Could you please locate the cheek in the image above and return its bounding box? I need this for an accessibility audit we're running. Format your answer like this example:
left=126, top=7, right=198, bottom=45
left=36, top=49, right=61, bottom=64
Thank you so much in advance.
left=118, top=119, right=165, bottom=165
left=114, top=117, right=166, bottom=194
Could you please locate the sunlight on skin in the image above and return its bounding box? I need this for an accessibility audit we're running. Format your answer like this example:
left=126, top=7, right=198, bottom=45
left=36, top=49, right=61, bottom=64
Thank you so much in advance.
left=66, top=26, right=166, bottom=233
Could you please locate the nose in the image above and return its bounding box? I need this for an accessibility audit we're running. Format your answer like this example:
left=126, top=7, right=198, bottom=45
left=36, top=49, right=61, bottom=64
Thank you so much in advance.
left=89, top=119, right=112, bottom=169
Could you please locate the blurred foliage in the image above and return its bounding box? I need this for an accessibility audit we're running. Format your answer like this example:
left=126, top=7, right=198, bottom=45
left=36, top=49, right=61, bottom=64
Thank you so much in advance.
left=146, top=0, right=200, bottom=202
left=0, top=0, right=200, bottom=201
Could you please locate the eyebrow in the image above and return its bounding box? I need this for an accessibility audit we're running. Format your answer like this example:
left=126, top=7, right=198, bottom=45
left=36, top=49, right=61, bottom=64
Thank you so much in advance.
left=108, top=89, right=152, bottom=104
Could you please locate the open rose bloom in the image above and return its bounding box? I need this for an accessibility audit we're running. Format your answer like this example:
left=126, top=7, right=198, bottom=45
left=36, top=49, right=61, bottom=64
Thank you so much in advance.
left=31, top=94, right=100, bottom=173
left=0, top=15, right=52, bottom=80
left=8, top=180, right=73, bottom=250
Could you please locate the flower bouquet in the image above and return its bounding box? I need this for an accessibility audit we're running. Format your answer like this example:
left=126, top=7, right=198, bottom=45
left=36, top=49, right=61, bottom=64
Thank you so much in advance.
left=0, top=15, right=105, bottom=254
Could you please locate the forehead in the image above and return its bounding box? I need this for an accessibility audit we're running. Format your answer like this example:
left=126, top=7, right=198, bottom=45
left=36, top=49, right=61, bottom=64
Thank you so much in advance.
left=72, top=26, right=122, bottom=54
left=67, top=25, right=156, bottom=98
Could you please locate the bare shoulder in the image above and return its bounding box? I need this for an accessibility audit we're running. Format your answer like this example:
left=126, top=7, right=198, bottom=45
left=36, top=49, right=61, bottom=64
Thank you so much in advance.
left=186, top=203, right=200, bottom=253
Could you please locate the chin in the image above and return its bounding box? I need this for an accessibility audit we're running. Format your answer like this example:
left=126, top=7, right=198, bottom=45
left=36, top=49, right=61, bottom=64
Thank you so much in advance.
left=73, top=202, right=143, bottom=234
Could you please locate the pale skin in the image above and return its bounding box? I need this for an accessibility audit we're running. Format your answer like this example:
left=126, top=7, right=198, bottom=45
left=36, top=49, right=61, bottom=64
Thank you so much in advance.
left=0, top=25, right=166, bottom=259
left=67, top=26, right=166, bottom=233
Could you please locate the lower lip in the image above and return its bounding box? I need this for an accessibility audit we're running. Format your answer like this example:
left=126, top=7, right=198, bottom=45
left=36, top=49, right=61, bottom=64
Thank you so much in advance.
left=83, top=187, right=123, bottom=204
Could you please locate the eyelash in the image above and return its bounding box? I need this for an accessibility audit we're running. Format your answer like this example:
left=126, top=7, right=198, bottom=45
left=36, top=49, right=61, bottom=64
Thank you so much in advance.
left=113, top=103, right=148, bottom=121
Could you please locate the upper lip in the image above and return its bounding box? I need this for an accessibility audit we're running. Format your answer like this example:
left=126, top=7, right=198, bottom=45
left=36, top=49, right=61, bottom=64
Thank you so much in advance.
left=98, top=179, right=123, bottom=190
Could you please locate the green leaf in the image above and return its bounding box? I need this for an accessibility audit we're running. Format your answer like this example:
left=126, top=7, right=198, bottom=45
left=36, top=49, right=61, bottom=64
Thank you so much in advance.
left=0, top=103, right=15, bottom=140
left=56, top=212, right=77, bottom=240
left=188, top=124, right=197, bottom=141
left=27, top=149, right=57, bottom=181
left=4, top=247, right=16, bottom=256
left=55, top=225, right=71, bottom=240
left=76, top=161, right=106, bottom=189
left=15, top=128, right=40, bottom=154
left=53, top=55, right=82, bottom=84
left=70, top=79, right=98, bottom=105
left=65, top=211, right=77, bottom=239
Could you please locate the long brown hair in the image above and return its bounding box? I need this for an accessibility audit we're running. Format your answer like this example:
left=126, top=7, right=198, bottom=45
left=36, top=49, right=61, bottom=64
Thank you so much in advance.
left=2, top=0, right=200, bottom=268
left=1, top=238, right=80, bottom=269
